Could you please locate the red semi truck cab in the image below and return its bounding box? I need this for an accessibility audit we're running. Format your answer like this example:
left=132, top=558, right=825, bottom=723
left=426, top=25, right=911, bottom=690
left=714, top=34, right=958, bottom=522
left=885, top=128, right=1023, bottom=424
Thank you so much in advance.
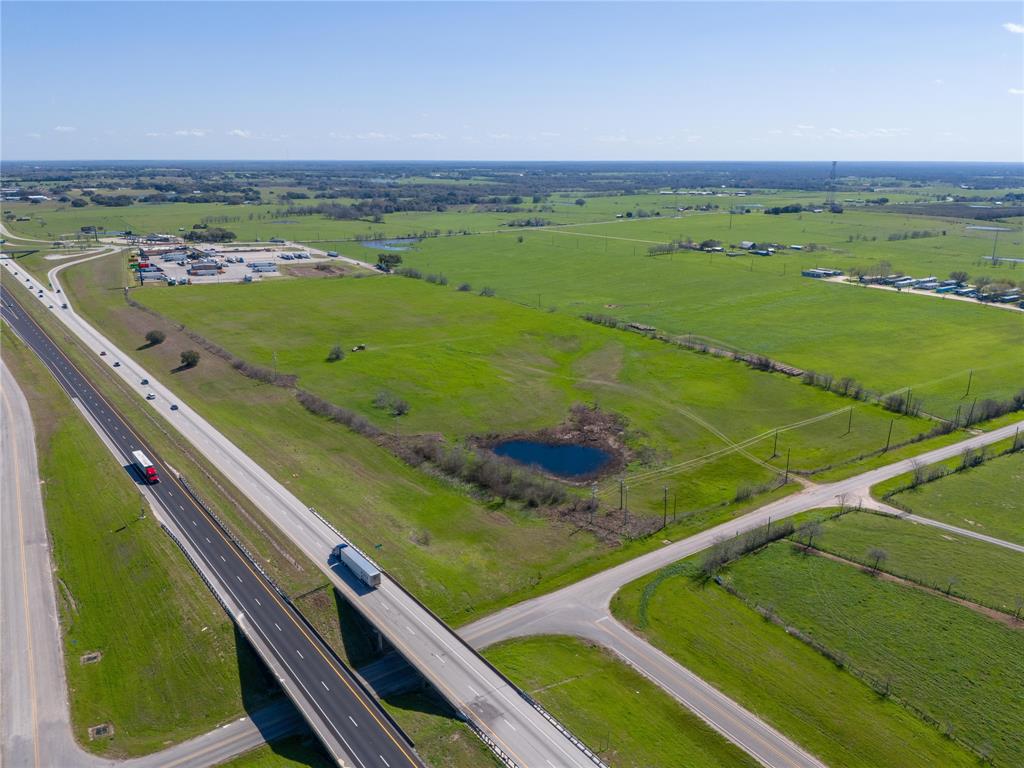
left=131, top=450, right=160, bottom=484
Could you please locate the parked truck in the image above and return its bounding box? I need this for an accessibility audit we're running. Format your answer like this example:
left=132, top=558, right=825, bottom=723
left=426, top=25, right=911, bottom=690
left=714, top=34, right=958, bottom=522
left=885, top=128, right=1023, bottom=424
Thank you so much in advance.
left=332, top=543, right=381, bottom=588
left=131, top=450, right=160, bottom=484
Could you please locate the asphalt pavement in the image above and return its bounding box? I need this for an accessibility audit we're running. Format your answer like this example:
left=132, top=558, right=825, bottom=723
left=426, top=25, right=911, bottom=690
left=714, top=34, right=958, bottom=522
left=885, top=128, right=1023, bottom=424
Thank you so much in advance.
left=1, top=361, right=307, bottom=768
left=461, top=418, right=1024, bottom=768
left=1, top=288, right=424, bottom=768
left=4, top=253, right=604, bottom=767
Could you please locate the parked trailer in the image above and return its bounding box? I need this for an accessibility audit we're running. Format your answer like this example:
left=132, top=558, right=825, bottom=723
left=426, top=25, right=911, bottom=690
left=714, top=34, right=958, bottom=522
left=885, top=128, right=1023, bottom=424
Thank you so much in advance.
left=131, top=450, right=160, bottom=484
left=332, top=543, right=381, bottom=588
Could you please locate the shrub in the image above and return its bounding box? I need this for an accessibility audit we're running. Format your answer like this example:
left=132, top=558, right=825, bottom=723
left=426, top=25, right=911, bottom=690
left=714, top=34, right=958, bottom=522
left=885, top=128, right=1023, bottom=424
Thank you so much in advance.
left=457, top=282, right=472, bottom=292
left=326, top=345, right=345, bottom=362
left=144, top=329, right=166, bottom=346
left=373, top=391, right=410, bottom=417
left=180, top=349, right=200, bottom=368
left=479, top=286, right=496, bottom=297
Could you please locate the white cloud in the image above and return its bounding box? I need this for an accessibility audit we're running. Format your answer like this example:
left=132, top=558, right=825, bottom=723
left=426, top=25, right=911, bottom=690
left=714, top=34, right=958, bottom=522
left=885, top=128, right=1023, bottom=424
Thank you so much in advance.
left=595, top=134, right=630, bottom=144
left=227, top=128, right=252, bottom=138
left=538, top=131, right=561, bottom=138
left=328, top=131, right=352, bottom=140
left=487, top=132, right=512, bottom=141
left=1003, top=21, right=1024, bottom=34
left=144, top=131, right=165, bottom=137
left=791, top=124, right=908, bottom=140
left=355, top=131, right=397, bottom=141
left=933, top=78, right=945, bottom=86
left=26, top=132, right=41, bottom=139
left=1010, top=88, right=1024, bottom=95
left=174, top=128, right=208, bottom=137
left=410, top=132, right=446, bottom=141
left=53, top=125, right=76, bottom=133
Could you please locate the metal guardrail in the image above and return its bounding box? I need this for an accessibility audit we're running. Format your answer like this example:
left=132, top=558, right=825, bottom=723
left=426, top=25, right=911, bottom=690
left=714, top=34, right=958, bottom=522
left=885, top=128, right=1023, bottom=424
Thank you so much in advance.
left=177, top=472, right=286, bottom=598
left=306, top=507, right=608, bottom=768
left=160, top=523, right=232, bottom=619
left=460, top=715, right=520, bottom=768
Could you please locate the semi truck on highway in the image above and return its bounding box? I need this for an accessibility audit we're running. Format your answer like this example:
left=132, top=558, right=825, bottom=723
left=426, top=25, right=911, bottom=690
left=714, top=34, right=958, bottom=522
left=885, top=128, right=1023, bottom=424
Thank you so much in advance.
left=131, top=450, right=160, bottom=484
left=332, top=543, right=381, bottom=588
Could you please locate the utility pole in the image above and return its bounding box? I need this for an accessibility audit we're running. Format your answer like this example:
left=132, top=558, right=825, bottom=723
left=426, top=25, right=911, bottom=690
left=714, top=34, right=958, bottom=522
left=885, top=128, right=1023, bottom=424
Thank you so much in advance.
left=884, top=418, right=894, bottom=452
left=662, top=486, right=668, bottom=529
left=772, top=429, right=779, bottom=458
left=619, top=478, right=624, bottom=510
left=845, top=407, right=853, bottom=436
left=966, top=397, right=977, bottom=425
left=953, top=404, right=961, bottom=427
left=672, top=492, right=677, bottom=522
left=964, top=369, right=973, bottom=398
left=591, top=484, right=598, bottom=524
left=784, top=449, right=791, bottom=483
left=623, top=484, right=629, bottom=526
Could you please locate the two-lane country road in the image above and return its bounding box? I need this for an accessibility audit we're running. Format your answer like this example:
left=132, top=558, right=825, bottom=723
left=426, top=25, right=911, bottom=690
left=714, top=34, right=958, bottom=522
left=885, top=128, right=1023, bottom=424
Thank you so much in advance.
left=461, top=417, right=1024, bottom=768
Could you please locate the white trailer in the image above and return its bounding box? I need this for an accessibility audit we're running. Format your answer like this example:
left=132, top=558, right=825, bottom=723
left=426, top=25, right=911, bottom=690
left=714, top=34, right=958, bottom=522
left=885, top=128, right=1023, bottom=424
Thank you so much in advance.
left=332, top=543, right=381, bottom=588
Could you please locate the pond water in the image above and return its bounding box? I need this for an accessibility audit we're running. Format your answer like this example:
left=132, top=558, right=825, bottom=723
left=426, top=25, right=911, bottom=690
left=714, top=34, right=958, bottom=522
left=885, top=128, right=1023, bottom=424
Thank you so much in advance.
left=359, top=238, right=420, bottom=251
left=492, top=440, right=611, bottom=479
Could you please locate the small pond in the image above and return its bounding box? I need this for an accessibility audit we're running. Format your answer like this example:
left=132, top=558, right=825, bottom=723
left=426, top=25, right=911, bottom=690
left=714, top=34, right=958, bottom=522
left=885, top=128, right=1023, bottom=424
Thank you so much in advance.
left=492, top=440, right=611, bottom=479
left=359, top=238, right=420, bottom=251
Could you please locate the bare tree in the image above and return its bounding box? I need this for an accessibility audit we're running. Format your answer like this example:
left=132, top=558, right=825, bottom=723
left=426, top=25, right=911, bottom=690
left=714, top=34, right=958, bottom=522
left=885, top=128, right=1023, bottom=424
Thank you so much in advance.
left=867, top=547, right=888, bottom=573
left=798, top=520, right=823, bottom=550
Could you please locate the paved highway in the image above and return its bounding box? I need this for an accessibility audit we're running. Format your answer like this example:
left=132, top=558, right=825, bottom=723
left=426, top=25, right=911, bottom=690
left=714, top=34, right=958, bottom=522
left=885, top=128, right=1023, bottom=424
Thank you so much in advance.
left=1, top=361, right=306, bottom=768
left=5, top=253, right=604, bottom=767
left=461, top=418, right=1024, bottom=768
left=1, top=285, right=425, bottom=768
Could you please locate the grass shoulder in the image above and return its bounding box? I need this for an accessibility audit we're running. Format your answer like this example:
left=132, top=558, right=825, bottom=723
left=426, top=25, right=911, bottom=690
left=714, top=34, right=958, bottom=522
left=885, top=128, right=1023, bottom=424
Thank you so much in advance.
left=484, top=635, right=759, bottom=768
left=3, top=322, right=279, bottom=757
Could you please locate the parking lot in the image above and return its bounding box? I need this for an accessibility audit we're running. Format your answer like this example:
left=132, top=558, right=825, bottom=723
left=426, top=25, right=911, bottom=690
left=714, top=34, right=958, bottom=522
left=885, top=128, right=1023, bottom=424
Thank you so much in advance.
left=138, top=246, right=332, bottom=286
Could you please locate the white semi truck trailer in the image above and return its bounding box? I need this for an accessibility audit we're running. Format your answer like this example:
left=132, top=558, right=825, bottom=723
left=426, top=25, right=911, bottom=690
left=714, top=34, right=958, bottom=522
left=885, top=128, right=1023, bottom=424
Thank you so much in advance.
left=332, top=543, right=382, bottom=588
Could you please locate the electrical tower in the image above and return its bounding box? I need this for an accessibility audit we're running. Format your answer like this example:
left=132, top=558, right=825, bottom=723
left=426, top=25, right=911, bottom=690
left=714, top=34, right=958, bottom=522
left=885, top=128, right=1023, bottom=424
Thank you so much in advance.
left=825, top=160, right=838, bottom=209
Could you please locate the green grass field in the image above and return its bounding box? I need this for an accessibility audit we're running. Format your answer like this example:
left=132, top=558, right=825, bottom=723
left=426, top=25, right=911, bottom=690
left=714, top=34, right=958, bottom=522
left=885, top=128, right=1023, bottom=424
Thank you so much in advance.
left=2, top=271, right=497, bottom=768
left=483, top=636, right=760, bottom=768
left=217, top=736, right=333, bottom=768
left=2, top=324, right=278, bottom=757
left=724, top=542, right=1024, bottom=766
left=9, top=191, right=1021, bottom=422
left=56, top=249, right=798, bottom=624
left=806, top=510, right=1024, bottom=615
left=613, top=556, right=984, bottom=768
left=888, top=450, right=1024, bottom=546
left=399, top=221, right=1022, bottom=420
left=136, top=274, right=936, bottom=496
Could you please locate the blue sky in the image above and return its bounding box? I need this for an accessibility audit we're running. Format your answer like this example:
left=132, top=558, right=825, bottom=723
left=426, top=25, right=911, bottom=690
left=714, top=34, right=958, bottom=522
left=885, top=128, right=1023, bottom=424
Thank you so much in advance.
left=2, top=1, right=1022, bottom=161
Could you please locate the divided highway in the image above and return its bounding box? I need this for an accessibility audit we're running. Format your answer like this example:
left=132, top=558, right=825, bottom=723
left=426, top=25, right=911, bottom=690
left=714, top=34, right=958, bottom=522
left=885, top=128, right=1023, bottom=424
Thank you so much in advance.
left=3, top=256, right=606, bottom=767
left=1, top=283, right=425, bottom=768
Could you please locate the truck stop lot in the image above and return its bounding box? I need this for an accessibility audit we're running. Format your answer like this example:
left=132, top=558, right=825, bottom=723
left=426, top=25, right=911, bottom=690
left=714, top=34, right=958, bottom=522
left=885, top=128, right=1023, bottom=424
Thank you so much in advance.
left=139, top=246, right=331, bottom=285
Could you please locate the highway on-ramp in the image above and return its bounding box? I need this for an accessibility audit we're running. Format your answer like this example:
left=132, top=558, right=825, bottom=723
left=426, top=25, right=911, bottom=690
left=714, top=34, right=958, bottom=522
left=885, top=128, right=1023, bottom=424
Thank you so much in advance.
left=1, top=284, right=425, bottom=768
